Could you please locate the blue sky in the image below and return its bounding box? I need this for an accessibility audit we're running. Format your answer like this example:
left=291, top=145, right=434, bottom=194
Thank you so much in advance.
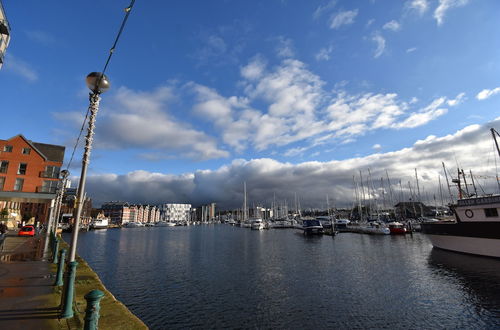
left=2, top=0, right=500, bottom=208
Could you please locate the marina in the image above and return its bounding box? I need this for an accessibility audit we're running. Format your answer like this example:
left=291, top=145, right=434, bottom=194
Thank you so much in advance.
left=67, top=225, right=500, bottom=329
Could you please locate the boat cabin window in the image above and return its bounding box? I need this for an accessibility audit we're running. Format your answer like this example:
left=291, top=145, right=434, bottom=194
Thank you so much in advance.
left=484, top=208, right=498, bottom=217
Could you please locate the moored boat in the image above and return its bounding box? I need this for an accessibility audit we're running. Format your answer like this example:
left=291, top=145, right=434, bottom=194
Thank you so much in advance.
left=421, top=195, right=500, bottom=258
left=90, top=212, right=109, bottom=229
left=124, top=221, right=144, bottom=228
left=388, top=222, right=407, bottom=235
left=250, top=218, right=264, bottom=230
left=301, top=219, right=324, bottom=235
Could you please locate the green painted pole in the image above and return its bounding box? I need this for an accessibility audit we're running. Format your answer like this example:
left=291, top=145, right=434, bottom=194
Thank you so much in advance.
left=84, top=290, right=105, bottom=330
left=60, top=261, right=78, bottom=319
left=52, top=239, right=60, bottom=264
left=54, top=248, right=66, bottom=286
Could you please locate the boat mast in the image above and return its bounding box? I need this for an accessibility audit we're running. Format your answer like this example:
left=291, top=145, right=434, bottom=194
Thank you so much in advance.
left=469, top=169, right=478, bottom=196
left=243, top=181, right=247, bottom=222
left=490, top=128, right=500, bottom=192
left=415, top=168, right=423, bottom=217
left=442, top=162, right=454, bottom=203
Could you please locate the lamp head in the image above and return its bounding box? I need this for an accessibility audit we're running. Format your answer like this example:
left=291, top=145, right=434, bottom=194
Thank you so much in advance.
left=86, top=72, right=111, bottom=94
left=60, top=170, right=69, bottom=178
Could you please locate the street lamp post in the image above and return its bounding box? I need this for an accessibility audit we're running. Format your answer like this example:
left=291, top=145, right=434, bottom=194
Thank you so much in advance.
left=61, top=72, right=110, bottom=319
left=44, top=169, right=69, bottom=255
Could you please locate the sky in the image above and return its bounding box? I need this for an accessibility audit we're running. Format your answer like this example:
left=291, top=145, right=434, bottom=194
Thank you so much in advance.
left=2, top=0, right=500, bottom=209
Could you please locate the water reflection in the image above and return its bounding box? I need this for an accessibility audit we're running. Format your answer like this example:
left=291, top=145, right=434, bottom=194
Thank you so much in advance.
left=428, top=249, right=500, bottom=321
left=69, top=228, right=500, bottom=329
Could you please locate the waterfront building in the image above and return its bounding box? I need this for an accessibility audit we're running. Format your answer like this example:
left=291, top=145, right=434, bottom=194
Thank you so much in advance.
left=160, top=203, right=191, bottom=223
left=0, top=135, right=65, bottom=227
left=102, top=201, right=131, bottom=225
left=0, top=1, right=11, bottom=69
left=148, top=205, right=160, bottom=223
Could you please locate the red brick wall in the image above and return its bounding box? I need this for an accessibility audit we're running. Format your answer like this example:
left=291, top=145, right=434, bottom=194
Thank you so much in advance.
left=0, top=136, right=63, bottom=192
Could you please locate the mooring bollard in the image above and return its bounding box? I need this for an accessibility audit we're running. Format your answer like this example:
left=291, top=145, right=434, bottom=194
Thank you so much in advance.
left=52, top=239, right=60, bottom=264
left=60, top=261, right=78, bottom=319
left=54, top=248, right=66, bottom=286
left=84, top=289, right=105, bottom=330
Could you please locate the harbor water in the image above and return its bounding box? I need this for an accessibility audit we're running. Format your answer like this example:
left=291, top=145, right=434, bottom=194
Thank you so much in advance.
left=66, top=226, right=500, bottom=329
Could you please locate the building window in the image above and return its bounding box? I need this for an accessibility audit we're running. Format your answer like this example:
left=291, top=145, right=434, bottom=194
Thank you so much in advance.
left=0, top=161, right=8, bottom=174
left=22, top=148, right=31, bottom=155
left=42, top=180, right=58, bottom=193
left=44, top=165, right=60, bottom=179
left=17, top=163, right=27, bottom=175
left=3, top=145, right=13, bottom=152
left=484, top=208, right=498, bottom=218
left=0, top=177, right=4, bottom=191
left=14, top=178, right=24, bottom=191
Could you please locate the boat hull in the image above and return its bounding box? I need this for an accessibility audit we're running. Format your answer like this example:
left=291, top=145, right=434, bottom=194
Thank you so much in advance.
left=421, top=221, right=500, bottom=258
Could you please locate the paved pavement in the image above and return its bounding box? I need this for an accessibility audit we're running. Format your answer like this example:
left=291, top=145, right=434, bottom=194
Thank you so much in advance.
left=0, top=232, right=74, bottom=330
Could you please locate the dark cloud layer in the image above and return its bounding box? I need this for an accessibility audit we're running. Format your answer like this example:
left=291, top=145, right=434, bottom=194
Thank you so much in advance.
left=82, top=119, right=500, bottom=210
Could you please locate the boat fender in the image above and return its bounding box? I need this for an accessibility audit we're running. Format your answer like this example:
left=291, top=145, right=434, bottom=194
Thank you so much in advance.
left=464, top=209, right=474, bottom=218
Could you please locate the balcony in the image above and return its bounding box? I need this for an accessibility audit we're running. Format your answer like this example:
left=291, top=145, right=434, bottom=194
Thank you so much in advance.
left=37, top=186, right=57, bottom=194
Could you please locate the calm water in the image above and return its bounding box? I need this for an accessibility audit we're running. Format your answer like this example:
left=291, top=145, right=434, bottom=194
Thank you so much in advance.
left=66, top=226, right=500, bottom=329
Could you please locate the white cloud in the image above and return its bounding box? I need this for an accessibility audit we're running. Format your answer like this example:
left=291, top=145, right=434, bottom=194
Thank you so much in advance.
left=315, top=45, right=334, bottom=61
left=275, top=36, right=295, bottom=58
left=313, top=0, right=337, bottom=20
left=371, top=32, right=386, bottom=58
left=476, top=87, right=500, bottom=101
left=84, top=120, right=500, bottom=209
left=240, top=56, right=267, bottom=80
left=434, top=0, right=469, bottom=26
left=407, top=0, right=429, bottom=15
left=189, top=56, right=461, bottom=155
left=446, top=92, right=466, bottom=106
left=372, top=144, right=382, bottom=150
left=406, top=47, right=417, bottom=53
left=383, top=20, right=401, bottom=31
left=4, top=54, right=38, bottom=82
left=393, top=97, right=448, bottom=129
left=55, top=85, right=229, bottom=160
left=329, top=9, right=359, bottom=29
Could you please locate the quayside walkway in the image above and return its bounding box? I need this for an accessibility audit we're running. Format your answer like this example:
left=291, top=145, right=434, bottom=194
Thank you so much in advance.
left=0, top=231, right=147, bottom=330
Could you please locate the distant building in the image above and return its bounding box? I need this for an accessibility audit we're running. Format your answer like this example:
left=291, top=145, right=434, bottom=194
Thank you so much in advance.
left=0, top=1, right=11, bottom=69
left=102, top=201, right=131, bottom=225
left=102, top=202, right=160, bottom=225
left=160, top=203, right=191, bottom=222
left=394, top=202, right=434, bottom=219
left=0, top=135, right=65, bottom=227
left=195, top=203, right=216, bottom=223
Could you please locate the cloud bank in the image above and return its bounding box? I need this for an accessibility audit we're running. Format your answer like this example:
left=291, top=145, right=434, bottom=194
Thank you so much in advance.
left=84, top=119, right=500, bottom=209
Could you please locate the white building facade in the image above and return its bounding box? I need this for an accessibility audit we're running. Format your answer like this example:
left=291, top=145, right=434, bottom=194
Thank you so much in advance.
left=160, top=203, right=192, bottom=223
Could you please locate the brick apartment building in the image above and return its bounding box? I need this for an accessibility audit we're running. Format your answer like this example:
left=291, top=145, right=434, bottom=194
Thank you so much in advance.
left=0, top=134, right=65, bottom=227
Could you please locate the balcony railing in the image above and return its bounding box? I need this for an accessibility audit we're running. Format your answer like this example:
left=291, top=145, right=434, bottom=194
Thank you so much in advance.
left=37, top=186, right=57, bottom=194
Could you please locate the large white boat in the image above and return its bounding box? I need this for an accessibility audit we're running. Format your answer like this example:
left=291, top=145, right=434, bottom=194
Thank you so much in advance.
left=421, top=128, right=500, bottom=258
left=90, top=213, right=109, bottom=229
left=250, top=218, right=264, bottom=230
left=421, top=195, right=500, bottom=258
